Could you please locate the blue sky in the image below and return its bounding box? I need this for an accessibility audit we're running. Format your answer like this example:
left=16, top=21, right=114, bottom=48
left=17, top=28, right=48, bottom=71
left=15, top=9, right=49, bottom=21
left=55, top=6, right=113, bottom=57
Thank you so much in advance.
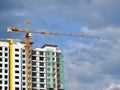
left=0, top=0, right=120, bottom=90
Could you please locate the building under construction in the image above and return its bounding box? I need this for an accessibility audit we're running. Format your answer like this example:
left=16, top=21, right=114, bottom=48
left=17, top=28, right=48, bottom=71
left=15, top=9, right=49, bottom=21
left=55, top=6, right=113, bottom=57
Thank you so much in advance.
left=4, top=22, right=99, bottom=90
left=32, top=44, right=64, bottom=90
left=0, top=39, right=64, bottom=90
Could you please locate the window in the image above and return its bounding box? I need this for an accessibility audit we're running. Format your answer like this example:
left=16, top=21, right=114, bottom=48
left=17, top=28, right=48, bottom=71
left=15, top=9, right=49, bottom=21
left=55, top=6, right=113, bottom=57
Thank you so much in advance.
left=40, top=68, right=44, bottom=71
left=39, top=62, right=44, bottom=66
left=48, top=78, right=50, bottom=82
left=23, top=77, right=25, bottom=80
left=0, top=80, right=2, bottom=84
left=5, top=64, right=7, bottom=67
left=15, top=54, right=19, bottom=57
left=57, top=63, right=60, bottom=67
left=15, top=65, right=19, bottom=68
left=0, top=75, right=2, bottom=78
left=53, top=57, right=55, bottom=60
left=40, top=84, right=44, bottom=88
left=0, top=86, right=2, bottom=89
left=47, top=84, right=51, bottom=88
left=23, top=60, right=25, bottom=63
left=32, top=67, right=36, bottom=71
left=32, top=50, right=36, bottom=55
left=52, top=52, right=54, bottom=56
left=32, top=62, right=36, bottom=65
left=15, top=71, right=19, bottom=73
left=47, top=57, right=50, bottom=60
left=47, top=62, right=51, bottom=66
left=5, top=58, right=8, bottom=62
left=5, top=47, right=8, bottom=51
left=15, top=76, right=19, bottom=79
left=23, top=88, right=26, bottom=90
left=40, top=78, right=44, bottom=82
left=0, top=58, right=2, bottom=62
left=15, top=49, right=19, bottom=51
left=5, top=53, right=8, bottom=56
left=40, top=73, right=44, bottom=77
left=32, top=72, right=36, bottom=76
left=0, top=52, right=2, bottom=56
left=23, top=49, right=25, bottom=53
left=40, top=57, right=44, bottom=60
left=5, top=87, right=7, bottom=90
left=47, top=73, right=50, bottom=77
left=47, top=68, right=50, bottom=71
left=5, top=75, right=7, bottom=79
left=15, top=87, right=19, bottom=90
left=5, top=81, right=7, bottom=84
left=32, top=78, right=36, bottom=82
left=47, top=51, right=50, bottom=55
left=23, top=71, right=25, bottom=74
left=0, top=64, right=2, bottom=67
left=0, top=47, right=2, bottom=50
left=5, top=70, right=7, bottom=73
left=39, top=51, right=44, bottom=55
left=23, top=82, right=25, bottom=85
left=15, top=82, right=19, bottom=84
left=32, top=56, right=36, bottom=60
left=0, top=69, right=2, bottom=73
left=32, top=83, right=37, bottom=87
left=23, top=55, right=25, bottom=58
left=23, top=66, right=25, bottom=69
left=15, top=59, right=19, bottom=62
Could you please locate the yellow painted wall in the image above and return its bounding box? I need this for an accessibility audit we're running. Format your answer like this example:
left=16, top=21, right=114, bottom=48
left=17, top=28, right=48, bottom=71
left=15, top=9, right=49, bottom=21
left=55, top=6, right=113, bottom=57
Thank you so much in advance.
left=9, top=39, right=13, bottom=90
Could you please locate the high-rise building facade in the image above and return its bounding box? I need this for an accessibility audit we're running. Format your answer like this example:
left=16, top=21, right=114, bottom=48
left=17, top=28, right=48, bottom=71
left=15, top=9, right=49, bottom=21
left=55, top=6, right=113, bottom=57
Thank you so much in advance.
left=0, top=39, right=27, bottom=90
left=32, top=44, right=64, bottom=90
left=0, top=39, right=64, bottom=90
left=0, top=39, right=9, bottom=90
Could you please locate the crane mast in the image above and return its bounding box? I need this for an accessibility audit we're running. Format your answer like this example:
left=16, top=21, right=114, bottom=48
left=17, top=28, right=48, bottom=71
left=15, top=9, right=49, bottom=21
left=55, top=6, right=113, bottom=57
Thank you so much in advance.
left=8, top=21, right=32, bottom=90
left=24, top=21, right=31, bottom=90
left=7, top=22, right=100, bottom=90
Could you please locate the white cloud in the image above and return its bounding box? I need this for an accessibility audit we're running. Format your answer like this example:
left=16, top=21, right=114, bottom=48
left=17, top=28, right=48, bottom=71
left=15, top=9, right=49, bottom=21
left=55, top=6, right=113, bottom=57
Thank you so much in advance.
left=103, top=83, right=120, bottom=90
left=63, top=26, right=120, bottom=90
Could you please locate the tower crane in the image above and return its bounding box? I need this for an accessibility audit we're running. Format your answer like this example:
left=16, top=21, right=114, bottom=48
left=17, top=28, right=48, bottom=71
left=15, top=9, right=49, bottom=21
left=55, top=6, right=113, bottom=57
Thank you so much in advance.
left=7, top=21, right=100, bottom=90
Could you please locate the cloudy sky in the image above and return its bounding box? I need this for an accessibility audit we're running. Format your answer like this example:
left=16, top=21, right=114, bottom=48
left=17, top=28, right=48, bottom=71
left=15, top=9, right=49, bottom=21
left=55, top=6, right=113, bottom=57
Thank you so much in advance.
left=0, top=0, right=120, bottom=90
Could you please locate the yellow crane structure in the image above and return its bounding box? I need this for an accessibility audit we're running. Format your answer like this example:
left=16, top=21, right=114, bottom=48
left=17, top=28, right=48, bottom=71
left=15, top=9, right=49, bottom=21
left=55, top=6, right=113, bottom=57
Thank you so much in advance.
left=7, top=21, right=100, bottom=90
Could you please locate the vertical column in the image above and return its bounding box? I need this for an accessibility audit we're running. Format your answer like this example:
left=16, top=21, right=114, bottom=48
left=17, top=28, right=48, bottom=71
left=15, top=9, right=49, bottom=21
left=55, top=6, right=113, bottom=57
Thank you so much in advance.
left=54, top=52, right=58, bottom=90
left=9, top=39, right=13, bottom=90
